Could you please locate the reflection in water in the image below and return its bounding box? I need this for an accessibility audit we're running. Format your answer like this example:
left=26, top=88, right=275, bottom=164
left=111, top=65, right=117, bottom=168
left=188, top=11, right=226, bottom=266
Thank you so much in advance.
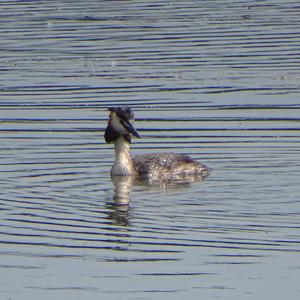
left=106, top=176, right=134, bottom=226
left=108, top=173, right=208, bottom=226
left=112, top=175, right=134, bottom=206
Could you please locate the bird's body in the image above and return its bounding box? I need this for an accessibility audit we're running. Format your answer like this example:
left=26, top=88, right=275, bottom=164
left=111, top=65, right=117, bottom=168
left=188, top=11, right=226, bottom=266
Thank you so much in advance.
left=105, top=107, right=208, bottom=180
left=134, top=152, right=207, bottom=179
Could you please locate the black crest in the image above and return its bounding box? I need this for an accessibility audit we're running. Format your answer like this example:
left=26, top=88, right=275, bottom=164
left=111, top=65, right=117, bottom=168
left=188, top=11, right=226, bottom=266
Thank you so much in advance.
left=109, top=107, right=135, bottom=122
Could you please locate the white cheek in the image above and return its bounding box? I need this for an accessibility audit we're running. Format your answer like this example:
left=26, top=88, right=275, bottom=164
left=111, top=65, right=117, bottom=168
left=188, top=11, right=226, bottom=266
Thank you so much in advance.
left=111, top=115, right=127, bottom=134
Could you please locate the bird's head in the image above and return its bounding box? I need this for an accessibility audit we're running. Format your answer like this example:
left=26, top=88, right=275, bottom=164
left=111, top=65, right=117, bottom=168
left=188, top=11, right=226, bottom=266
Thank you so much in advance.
left=104, top=107, right=141, bottom=143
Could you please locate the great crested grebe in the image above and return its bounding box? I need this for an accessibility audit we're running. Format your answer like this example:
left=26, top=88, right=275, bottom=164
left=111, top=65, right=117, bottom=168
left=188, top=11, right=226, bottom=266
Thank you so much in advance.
left=104, top=107, right=208, bottom=179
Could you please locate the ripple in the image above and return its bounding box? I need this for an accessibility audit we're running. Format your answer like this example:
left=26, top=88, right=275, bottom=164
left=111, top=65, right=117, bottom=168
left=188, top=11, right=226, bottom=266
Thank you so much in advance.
left=1, top=1, right=300, bottom=299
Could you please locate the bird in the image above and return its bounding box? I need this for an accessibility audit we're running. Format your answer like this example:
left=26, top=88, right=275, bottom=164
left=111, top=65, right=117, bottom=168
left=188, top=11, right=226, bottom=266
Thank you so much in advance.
left=104, top=107, right=208, bottom=180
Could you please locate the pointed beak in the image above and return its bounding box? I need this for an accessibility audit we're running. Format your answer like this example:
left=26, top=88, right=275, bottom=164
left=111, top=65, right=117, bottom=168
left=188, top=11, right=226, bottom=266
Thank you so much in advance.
left=121, top=119, right=141, bottom=138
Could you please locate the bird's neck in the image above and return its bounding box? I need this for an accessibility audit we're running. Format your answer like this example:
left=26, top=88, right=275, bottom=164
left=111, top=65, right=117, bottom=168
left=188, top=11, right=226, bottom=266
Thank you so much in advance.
left=111, top=136, right=135, bottom=176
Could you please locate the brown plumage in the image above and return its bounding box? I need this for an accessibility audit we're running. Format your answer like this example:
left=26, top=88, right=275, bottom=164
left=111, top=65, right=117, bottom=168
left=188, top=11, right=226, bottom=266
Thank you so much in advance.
left=134, top=153, right=208, bottom=179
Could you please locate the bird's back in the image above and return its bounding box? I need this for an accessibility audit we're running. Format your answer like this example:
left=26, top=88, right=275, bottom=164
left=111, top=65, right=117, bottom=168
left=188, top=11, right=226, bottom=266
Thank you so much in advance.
left=133, top=153, right=208, bottom=180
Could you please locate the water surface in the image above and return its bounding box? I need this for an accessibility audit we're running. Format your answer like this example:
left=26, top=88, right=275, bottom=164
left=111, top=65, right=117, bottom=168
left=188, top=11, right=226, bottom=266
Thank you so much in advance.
left=1, top=1, right=300, bottom=299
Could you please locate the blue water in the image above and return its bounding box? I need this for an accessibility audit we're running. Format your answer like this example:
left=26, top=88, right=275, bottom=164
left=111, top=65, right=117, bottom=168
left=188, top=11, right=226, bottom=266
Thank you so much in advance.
left=1, top=1, right=300, bottom=299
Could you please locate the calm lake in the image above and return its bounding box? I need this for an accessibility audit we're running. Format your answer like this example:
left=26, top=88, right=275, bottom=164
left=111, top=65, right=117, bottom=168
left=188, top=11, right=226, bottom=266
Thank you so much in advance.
left=1, top=1, right=300, bottom=299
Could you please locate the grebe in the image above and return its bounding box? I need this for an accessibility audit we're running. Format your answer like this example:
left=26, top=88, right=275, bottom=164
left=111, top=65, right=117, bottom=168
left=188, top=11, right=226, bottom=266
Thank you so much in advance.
left=104, top=107, right=208, bottom=180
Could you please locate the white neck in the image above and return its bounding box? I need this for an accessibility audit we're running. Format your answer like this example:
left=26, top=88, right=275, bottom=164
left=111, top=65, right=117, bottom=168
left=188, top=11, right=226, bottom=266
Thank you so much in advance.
left=111, top=136, right=135, bottom=176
